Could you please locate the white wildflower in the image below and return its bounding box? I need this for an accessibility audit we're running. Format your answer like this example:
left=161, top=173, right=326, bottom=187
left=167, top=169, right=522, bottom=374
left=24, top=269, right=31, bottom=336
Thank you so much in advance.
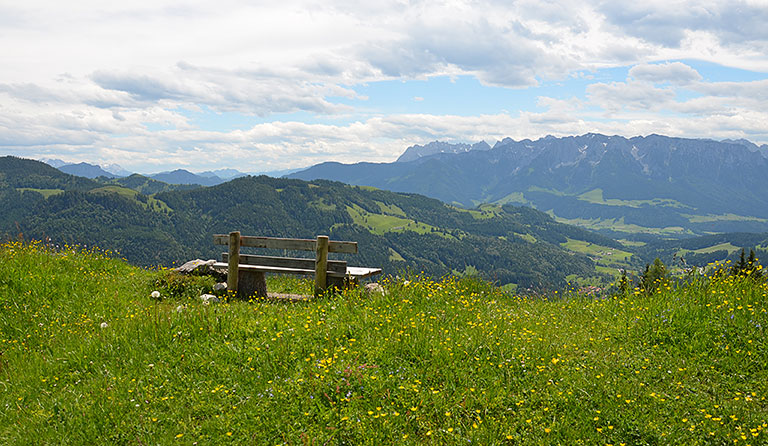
left=100, top=322, right=108, bottom=329
left=200, top=294, right=220, bottom=304
left=150, top=290, right=161, bottom=299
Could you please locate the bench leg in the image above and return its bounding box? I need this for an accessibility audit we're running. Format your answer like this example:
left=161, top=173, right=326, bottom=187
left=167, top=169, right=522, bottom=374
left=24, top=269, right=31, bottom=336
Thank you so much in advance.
left=325, top=276, right=358, bottom=294
left=237, top=270, right=267, bottom=299
left=326, top=276, right=345, bottom=294
left=345, top=276, right=359, bottom=289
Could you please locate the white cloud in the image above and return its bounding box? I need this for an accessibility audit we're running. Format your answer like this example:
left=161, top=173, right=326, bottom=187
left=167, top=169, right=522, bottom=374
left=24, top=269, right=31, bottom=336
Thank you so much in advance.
left=586, top=81, right=677, bottom=112
left=629, top=62, right=702, bottom=85
left=1, top=0, right=767, bottom=172
left=693, top=79, right=768, bottom=101
left=597, top=0, right=768, bottom=47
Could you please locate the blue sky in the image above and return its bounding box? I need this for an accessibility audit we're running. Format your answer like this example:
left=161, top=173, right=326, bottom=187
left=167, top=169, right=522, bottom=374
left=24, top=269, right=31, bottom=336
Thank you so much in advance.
left=1, top=1, right=767, bottom=174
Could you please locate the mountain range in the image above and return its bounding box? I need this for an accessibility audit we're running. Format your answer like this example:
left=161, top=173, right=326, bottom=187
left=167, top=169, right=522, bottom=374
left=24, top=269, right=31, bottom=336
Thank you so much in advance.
left=1, top=156, right=626, bottom=289
left=289, top=134, right=768, bottom=237
left=39, top=160, right=298, bottom=186
left=5, top=153, right=768, bottom=287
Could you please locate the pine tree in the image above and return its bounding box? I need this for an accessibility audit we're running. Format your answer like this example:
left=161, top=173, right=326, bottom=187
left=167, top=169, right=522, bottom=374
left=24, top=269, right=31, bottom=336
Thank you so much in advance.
left=746, top=249, right=764, bottom=281
left=641, top=258, right=668, bottom=294
left=732, top=248, right=748, bottom=276
left=618, top=269, right=630, bottom=294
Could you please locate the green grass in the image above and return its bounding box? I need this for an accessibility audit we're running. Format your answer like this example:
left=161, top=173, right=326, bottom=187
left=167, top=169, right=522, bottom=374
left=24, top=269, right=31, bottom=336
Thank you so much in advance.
left=677, top=242, right=742, bottom=257
left=89, top=185, right=172, bottom=212
left=561, top=238, right=634, bottom=275
left=491, top=192, right=530, bottom=206
left=514, top=232, right=537, bottom=243
left=308, top=198, right=337, bottom=212
left=376, top=201, right=406, bottom=217
left=346, top=204, right=449, bottom=238
left=550, top=214, right=693, bottom=236
left=1, top=241, right=767, bottom=444
left=450, top=203, right=506, bottom=219
left=15, top=188, right=64, bottom=199
left=388, top=247, right=406, bottom=262
left=684, top=213, right=768, bottom=223
left=527, top=186, right=567, bottom=196
left=617, top=239, right=647, bottom=248
left=577, top=189, right=688, bottom=209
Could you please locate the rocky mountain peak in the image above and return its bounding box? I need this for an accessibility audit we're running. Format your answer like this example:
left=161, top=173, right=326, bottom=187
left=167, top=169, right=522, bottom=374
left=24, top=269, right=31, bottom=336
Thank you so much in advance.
left=396, top=140, right=491, bottom=163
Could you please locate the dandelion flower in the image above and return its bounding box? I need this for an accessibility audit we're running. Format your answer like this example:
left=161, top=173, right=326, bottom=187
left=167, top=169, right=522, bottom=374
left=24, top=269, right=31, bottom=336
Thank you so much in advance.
left=151, top=290, right=161, bottom=299
left=100, top=322, right=108, bottom=329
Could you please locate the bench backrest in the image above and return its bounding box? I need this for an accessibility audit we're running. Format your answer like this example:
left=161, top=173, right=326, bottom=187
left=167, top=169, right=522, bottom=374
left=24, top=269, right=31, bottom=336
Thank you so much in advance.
left=213, top=235, right=357, bottom=254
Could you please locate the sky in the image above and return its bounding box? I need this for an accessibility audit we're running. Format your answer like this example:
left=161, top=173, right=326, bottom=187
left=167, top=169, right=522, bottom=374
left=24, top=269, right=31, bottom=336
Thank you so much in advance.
left=1, top=0, right=767, bottom=174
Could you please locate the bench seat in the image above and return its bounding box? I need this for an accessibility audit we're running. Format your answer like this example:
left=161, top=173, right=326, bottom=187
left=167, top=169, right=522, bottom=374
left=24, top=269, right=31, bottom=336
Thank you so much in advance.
left=345, top=266, right=383, bottom=279
left=212, top=262, right=381, bottom=280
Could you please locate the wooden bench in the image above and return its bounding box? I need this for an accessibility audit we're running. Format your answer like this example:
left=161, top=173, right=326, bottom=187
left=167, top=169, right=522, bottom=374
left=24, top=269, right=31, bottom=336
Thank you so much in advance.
left=213, top=232, right=381, bottom=298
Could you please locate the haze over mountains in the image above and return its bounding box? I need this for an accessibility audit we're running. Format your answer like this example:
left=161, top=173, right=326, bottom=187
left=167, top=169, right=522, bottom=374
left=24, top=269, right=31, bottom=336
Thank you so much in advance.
left=289, top=133, right=768, bottom=237
left=40, top=159, right=301, bottom=186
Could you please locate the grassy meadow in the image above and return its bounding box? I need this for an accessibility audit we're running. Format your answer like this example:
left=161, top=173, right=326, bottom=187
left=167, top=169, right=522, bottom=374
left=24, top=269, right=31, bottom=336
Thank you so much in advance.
left=1, top=241, right=767, bottom=444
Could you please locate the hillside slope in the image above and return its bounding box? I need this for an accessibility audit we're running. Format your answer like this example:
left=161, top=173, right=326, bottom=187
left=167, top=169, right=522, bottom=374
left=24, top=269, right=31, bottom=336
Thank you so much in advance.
left=0, top=157, right=626, bottom=289
left=2, top=242, right=766, bottom=444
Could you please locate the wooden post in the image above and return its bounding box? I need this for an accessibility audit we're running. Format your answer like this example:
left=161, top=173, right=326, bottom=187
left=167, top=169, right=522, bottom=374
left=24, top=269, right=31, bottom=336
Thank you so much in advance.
left=239, top=270, right=267, bottom=298
left=227, top=231, right=240, bottom=297
left=314, top=235, right=329, bottom=297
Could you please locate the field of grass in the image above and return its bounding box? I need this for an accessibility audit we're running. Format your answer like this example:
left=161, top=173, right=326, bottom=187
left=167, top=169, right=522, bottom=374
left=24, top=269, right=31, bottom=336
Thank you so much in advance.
left=561, top=238, right=635, bottom=280
left=89, top=185, right=172, bottom=213
left=15, top=188, right=65, bottom=199
left=308, top=198, right=337, bottom=212
left=576, top=189, right=688, bottom=209
left=677, top=242, right=743, bottom=257
left=561, top=239, right=633, bottom=264
left=684, top=214, right=768, bottom=224
left=346, top=204, right=450, bottom=238
left=550, top=214, right=693, bottom=237
left=1, top=241, right=767, bottom=444
left=617, top=239, right=647, bottom=248
left=451, top=203, right=506, bottom=220
left=490, top=192, right=530, bottom=206
left=376, top=202, right=406, bottom=217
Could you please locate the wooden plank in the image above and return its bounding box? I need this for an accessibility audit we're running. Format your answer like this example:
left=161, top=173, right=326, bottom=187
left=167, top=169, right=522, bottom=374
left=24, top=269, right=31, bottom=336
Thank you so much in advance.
left=213, top=262, right=349, bottom=278
left=227, top=231, right=240, bottom=296
left=222, top=254, right=346, bottom=274
left=328, top=240, right=357, bottom=254
left=346, top=266, right=383, bottom=279
left=213, top=234, right=357, bottom=254
left=314, top=236, right=329, bottom=297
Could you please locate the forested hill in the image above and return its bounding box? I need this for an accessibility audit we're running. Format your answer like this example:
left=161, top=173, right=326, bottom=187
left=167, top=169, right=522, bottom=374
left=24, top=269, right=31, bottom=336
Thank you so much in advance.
left=0, top=156, right=624, bottom=289
left=0, top=155, right=99, bottom=190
